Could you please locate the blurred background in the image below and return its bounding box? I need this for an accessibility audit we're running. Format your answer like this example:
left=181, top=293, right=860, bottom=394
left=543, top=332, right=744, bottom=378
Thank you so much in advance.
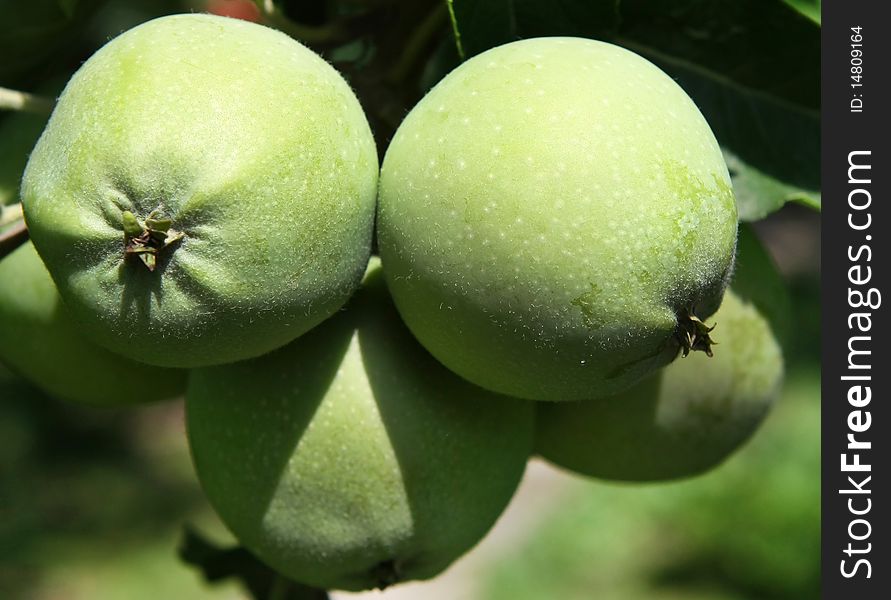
left=0, top=1, right=820, bottom=598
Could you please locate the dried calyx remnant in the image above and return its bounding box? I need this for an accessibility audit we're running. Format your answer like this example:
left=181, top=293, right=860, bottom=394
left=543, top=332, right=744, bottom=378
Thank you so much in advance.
left=122, top=209, right=184, bottom=271
left=675, top=308, right=716, bottom=357
left=371, top=559, right=401, bottom=590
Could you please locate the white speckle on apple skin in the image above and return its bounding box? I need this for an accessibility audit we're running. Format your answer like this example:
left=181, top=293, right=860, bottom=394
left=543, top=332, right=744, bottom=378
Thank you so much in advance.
left=536, top=290, right=783, bottom=481
left=22, top=14, right=379, bottom=368
left=378, top=37, right=738, bottom=402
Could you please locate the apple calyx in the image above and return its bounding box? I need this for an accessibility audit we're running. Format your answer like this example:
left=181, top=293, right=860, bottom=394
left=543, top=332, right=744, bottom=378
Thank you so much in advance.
left=371, top=559, right=401, bottom=590
left=675, top=309, right=716, bottom=358
left=122, top=209, right=184, bottom=271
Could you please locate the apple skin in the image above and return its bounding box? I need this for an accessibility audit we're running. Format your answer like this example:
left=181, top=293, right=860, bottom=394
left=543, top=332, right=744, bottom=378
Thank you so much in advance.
left=0, top=242, right=186, bottom=406
left=534, top=290, right=783, bottom=482
left=22, top=14, right=378, bottom=368
left=186, top=260, right=534, bottom=591
left=377, top=37, right=738, bottom=402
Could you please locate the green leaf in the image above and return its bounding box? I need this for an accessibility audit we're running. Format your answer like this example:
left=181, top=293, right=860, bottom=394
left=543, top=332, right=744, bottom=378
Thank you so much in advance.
left=449, top=0, right=620, bottom=59
left=730, top=224, right=792, bottom=351
left=783, top=0, right=820, bottom=24
left=611, top=0, right=819, bottom=111
left=790, top=192, right=821, bottom=212
left=725, top=149, right=820, bottom=221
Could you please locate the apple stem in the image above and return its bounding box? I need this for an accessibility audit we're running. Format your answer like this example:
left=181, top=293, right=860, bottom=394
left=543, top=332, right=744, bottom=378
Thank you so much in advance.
left=0, top=202, right=23, bottom=228
left=0, top=221, right=29, bottom=260
left=445, top=0, right=465, bottom=60
left=0, top=203, right=29, bottom=261
left=255, top=0, right=365, bottom=47
left=0, top=86, right=54, bottom=115
left=386, top=4, right=448, bottom=85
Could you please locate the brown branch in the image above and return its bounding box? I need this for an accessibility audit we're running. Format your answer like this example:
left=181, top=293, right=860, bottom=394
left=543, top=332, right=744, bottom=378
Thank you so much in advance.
left=0, top=221, right=29, bottom=260
left=0, top=86, right=54, bottom=114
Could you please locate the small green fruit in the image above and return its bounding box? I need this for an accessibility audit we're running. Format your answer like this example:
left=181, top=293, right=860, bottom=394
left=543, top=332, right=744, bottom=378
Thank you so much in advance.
left=535, top=290, right=783, bottom=482
left=22, top=14, right=378, bottom=368
left=186, top=261, right=534, bottom=591
left=0, top=242, right=186, bottom=406
left=378, top=38, right=737, bottom=401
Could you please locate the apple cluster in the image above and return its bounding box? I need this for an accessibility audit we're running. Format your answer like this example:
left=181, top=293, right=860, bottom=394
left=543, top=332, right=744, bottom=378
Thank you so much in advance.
left=1, top=14, right=783, bottom=592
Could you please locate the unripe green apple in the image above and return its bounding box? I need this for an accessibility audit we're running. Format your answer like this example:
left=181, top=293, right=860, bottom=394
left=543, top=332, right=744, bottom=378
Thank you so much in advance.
left=22, top=14, right=378, bottom=368
left=0, top=242, right=186, bottom=406
left=378, top=38, right=738, bottom=401
left=534, top=290, right=783, bottom=482
left=186, top=261, right=534, bottom=591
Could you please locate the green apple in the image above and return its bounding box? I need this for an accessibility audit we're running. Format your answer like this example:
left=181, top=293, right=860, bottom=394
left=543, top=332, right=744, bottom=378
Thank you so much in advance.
left=535, top=290, right=783, bottom=482
left=0, top=242, right=186, bottom=406
left=377, top=37, right=738, bottom=401
left=186, top=260, right=534, bottom=591
left=22, top=13, right=378, bottom=368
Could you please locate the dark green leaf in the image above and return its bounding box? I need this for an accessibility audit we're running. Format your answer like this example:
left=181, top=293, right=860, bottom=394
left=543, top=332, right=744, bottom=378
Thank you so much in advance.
left=450, top=0, right=620, bottom=58
left=451, top=0, right=819, bottom=110
left=725, top=149, right=820, bottom=221
left=730, top=224, right=792, bottom=351
left=783, top=0, right=820, bottom=24
left=418, top=34, right=461, bottom=93
left=612, top=0, right=819, bottom=111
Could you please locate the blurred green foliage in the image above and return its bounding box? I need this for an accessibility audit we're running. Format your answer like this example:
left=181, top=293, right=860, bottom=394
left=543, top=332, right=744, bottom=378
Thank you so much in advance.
left=0, top=363, right=220, bottom=598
